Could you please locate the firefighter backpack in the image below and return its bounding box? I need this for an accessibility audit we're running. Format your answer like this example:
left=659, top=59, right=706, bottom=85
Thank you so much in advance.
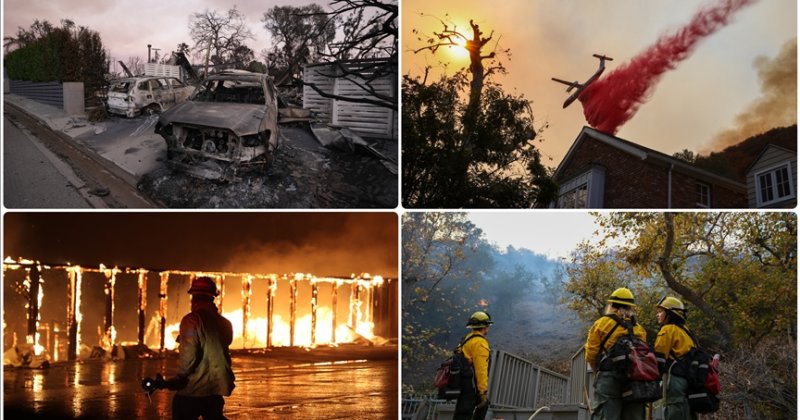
left=434, top=335, right=480, bottom=400
left=598, top=314, right=662, bottom=403
left=676, top=325, right=721, bottom=413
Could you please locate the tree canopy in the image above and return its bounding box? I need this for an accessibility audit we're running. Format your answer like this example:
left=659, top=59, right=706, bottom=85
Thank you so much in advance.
left=403, top=19, right=556, bottom=208
left=4, top=19, right=108, bottom=99
left=563, top=212, right=796, bottom=352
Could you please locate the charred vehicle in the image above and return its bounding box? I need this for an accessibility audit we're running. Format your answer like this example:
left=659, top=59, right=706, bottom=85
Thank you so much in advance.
left=155, top=71, right=280, bottom=181
left=107, top=76, right=194, bottom=118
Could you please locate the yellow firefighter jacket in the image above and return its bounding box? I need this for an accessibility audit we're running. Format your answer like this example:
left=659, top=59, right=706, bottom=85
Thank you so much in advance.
left=458, top=331, right=490, bottom=395
left=585, top=314, right=647, bottom=371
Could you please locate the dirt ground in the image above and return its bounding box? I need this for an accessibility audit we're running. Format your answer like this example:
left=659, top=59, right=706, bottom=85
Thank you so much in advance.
left=77, top=116, right=397, bottom=209
left=137, top=126, right=398, bottom=209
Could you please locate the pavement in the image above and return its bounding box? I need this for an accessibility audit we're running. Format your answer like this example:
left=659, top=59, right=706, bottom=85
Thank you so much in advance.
left=4, top=93, right=165, bottom=181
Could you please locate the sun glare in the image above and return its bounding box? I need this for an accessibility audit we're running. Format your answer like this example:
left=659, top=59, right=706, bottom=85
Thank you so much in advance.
left=447, top=38, right=470, bottom=60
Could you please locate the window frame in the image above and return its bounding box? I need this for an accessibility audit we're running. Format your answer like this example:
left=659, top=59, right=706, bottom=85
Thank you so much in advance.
left=754, top=161, right=795, bottom=207
left=696, top=182, right=710, bottom=208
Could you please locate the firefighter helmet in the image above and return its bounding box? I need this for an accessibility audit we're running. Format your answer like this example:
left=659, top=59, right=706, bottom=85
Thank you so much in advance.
left=657, top=296, right=686, bottom=320
left=607, top=287, right=636, bottom=307
left=187, top=277, right=219, bottom=297
left=466, top=311, right=494, bottom=329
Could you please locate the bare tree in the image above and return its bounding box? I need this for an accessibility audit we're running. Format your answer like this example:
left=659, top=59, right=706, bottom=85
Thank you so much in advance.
left=189, top=6, right=254, bottom=78
left=125, top=56, right=145, bottom=76
left=309, top=0, right=397, bottom=110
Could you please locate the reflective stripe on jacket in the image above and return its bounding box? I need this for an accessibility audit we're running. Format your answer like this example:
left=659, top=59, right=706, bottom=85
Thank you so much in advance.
left=585, top=315, right=647, bottom=371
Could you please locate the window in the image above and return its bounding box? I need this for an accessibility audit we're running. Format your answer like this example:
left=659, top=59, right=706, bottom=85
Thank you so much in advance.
left=755, top=162, right=795, bottom=207
left=696, top=183, right=710, bottom=208
left=556, top=167, right=605, bottom=208
left=558, top=185, right=588, bottom=208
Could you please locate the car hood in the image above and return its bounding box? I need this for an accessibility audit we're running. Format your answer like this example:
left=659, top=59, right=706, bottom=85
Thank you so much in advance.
left=159, top=101, right=267, bottom=136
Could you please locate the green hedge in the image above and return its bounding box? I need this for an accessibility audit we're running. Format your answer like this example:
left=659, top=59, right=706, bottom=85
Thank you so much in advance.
left=5, top=26, right=108, bottom=96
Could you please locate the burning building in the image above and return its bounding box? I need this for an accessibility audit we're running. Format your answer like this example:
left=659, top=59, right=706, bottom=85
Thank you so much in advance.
left=3, top=257, right=397, bottom=363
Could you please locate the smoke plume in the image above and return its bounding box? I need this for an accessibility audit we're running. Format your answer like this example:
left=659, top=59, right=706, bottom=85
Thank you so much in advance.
left=579, top=0, right=759, bottom=134
left=705, top=37, right=797, bottom=151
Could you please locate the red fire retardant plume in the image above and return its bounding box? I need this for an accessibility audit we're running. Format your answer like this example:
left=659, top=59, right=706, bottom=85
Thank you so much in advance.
left=579, top=0, right=759, bottom=135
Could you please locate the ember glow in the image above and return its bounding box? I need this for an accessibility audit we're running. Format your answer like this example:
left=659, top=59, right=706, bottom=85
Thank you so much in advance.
left=579, top=0, right=759, bottom=134
left=3, top=258, right=394, bottom=361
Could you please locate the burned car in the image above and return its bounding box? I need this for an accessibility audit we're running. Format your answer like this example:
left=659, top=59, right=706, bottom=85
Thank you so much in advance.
left=107, top=76, right=194, bottom=118
left=155, top=71, right=280, bottom=181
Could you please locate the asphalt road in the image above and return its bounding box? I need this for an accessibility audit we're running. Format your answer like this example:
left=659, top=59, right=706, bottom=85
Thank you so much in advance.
left=4, top=352, right=397, bottom=419
left=3, top=113, right=97, bottom=208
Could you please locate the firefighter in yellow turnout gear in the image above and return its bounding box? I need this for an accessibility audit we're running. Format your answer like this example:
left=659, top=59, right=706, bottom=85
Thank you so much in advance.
left=585, top=288, right=647, bottom=420
left=654, top=297, right=697, bottom=420
left=453, top=311, right=492, bottom=420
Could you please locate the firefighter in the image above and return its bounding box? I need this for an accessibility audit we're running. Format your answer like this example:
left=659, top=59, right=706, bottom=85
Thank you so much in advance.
left=585, top=288, right=647, bottom=420
left=454, top=310, right=493, bottom=420
left=155, top=277, right=236, bottom=420
left=654, top=296, right=697, bottom=420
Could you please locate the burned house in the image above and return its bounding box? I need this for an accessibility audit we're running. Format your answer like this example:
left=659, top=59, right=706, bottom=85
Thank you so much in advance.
left=3, top=258, right=397, bottom=363
left=552, top=127, right=748, bottom=209
left=302, top=58, right=397, bottom=140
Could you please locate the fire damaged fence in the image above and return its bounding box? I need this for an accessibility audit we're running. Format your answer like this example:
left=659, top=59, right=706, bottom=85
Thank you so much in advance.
left=3, top=258, right=396, bottom=364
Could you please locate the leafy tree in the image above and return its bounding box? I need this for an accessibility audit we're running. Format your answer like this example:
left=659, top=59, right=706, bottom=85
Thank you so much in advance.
left=483, top=265, right=536, bottom=320
left=189, top=6, right=254, bottom=78
left=564, top=212, right=796, bottom=352
left=404, top=19, right=556, bottom=208
left=672, top=148, right=696, bottom=163
left=403, top=70, right=556, bottom=207
left=402, top=212, right=492, bottom=391
left=262, top=4, right=337, bottom=85
left=4, top=19, right=108, bottom=102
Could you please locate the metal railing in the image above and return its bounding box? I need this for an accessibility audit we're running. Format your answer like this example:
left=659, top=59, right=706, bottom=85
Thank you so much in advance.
left=488, top=350, right=569, bottom=409
left=9, top=80, right=63, bottom=108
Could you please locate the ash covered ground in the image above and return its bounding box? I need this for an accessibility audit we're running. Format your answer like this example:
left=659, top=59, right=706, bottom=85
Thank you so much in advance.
left=136, top=126, right=398, bottom=208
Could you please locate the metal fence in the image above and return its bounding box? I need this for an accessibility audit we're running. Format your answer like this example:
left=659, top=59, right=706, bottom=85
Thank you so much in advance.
left=568, top=347, right=593, bottom=406
left=488, top=350, right=569, bottom=409
left=9, top=80, right=63, bottom=108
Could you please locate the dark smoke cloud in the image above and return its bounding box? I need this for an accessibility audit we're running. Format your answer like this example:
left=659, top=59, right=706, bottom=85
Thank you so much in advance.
left=705, top=37, right=797, bottom=151
left=2, top=213, right=398, bottom=277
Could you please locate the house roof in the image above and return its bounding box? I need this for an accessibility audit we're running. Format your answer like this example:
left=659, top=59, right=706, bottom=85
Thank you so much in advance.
left=744, top=144, right=797, bottom=176
left=555, top=126, right=747, bottom=192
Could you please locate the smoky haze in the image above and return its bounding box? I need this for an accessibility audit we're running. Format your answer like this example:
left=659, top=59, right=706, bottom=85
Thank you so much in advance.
left=705, top=37, right=798, bottom=152
left=2, top=213, right=398, bottom=277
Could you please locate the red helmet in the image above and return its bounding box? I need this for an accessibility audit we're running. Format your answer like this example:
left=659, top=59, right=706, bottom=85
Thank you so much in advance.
left=187, top=277, right=218, bottom=297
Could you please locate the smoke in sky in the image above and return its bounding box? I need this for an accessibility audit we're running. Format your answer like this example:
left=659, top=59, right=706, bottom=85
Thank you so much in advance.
left=705, top=37, right=797, bottom=151
left=578, top=0, right=759, bottom=135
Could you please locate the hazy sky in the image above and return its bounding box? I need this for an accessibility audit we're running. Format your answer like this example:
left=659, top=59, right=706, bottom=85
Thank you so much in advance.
left=403, top=0, right=796, bottom=166
left=3, top=212, right=398, bottom=277
left=3, top=0, right=328, bottom=66
left=468, top=211, right=600, bottom=260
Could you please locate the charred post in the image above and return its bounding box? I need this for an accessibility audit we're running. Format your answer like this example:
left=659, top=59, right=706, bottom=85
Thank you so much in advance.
left=137, top=271, right=147, bottom=346
left=289, top=276, right=297, bottom=347
left=26, top=265, right=41, bottom=345
left=311, top=280, right=318, bottom=346
left=331, top=282, right=339, bottom=344
left=266, top=275, right=276, bottom=349
left=159, top=272, right=169, bottom=351
left=66, top=268, right=81, bottom=361
left=242, top=275, right=252, bottom=348
left=103, top=267, right=117, bottom=349
left=216, top=275, right=225, bottom=313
